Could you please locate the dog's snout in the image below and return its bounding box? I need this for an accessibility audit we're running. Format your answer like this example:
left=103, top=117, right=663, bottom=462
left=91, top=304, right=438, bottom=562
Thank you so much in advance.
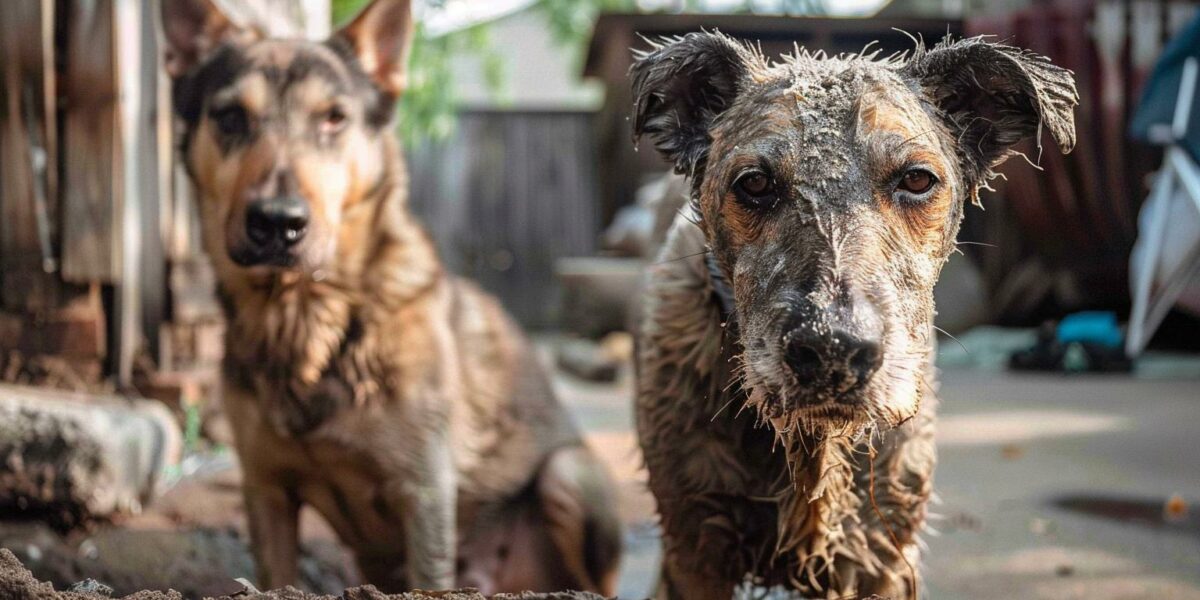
left=784, top=327, right=882, bottom=392
left=246, top=197, right=310, bottom=247
left=782, top=299, right=884, bottom=398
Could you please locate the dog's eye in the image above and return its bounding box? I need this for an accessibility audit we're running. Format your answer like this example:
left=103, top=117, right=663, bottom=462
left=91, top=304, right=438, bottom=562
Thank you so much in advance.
left=211, top=106, right=249, bottom=136
left=733, top=171, right=777, bottom=209
left=896, top=169, right=937, bottom=196
left=319, top=106, right=348, bottom=136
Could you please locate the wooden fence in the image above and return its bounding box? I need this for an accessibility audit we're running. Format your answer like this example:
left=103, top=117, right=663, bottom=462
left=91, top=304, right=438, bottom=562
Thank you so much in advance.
left=408, top=109, right=603, bottom=329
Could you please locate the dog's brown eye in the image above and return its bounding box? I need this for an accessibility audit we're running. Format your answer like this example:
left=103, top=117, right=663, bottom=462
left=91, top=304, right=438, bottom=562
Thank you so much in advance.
left=897, top=169, right=936, bottom=195
left=733, top=171, right=777, bottom=209
left=211, top=106, right=249, bottom=136
left=738, top=173, right=771, bottom=197
left=320, top=106, right=348, bottom=135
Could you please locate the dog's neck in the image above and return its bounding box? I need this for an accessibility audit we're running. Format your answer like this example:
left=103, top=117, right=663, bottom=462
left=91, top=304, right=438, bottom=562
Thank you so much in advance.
left=215, top=144, right=442, bottom=434
left=701, top=249, right=903, bottom=582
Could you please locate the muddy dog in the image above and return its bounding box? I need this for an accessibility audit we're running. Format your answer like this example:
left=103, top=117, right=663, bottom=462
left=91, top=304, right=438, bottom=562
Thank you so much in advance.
left=632, top=33, right=1076, bottom=598
left=160, top=0, right=621, bottom=593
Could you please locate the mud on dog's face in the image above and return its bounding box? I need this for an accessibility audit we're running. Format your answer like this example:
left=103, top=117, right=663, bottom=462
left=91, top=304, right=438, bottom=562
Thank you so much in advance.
left=162, top=0, right=411, bottom=272
left=633, top=34, right=1076, bottom=432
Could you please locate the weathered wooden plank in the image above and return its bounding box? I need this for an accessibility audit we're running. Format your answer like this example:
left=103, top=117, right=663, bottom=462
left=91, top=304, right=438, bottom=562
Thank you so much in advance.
left=408, top=110, right=601, bottom=328
left=60, top=0, right=119, bottom=284
left=0, top=0, right=60, bottom=311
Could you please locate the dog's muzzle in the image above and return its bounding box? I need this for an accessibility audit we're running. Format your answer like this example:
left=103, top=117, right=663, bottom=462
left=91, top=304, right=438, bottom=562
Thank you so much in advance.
left=234, top=196, right=310, bottom=266
left=780, top=296, right=884, bottom=404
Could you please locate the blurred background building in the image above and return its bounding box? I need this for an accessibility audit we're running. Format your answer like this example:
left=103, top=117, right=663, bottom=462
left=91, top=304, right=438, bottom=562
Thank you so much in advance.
left=3, top=0, right=1197, bottom=389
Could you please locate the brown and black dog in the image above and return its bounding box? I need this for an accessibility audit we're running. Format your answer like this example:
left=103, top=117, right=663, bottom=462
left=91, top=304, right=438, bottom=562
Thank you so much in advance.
left=160, top=0, right=620, bottom=593
left=632, top=33, right=1076, bottom=598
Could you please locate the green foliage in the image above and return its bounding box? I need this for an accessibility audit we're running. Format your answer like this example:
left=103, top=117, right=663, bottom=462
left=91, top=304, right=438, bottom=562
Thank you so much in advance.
left=329, top=0, right=828, bottom=146
left=331, top=0, right=367, bottom=23
left=538, top=0, right=637, bottom=47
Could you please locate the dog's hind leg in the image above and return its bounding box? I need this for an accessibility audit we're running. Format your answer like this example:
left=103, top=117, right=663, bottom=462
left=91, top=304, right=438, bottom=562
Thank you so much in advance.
left=456, top=445, right=621, bottom=594
left=535, top=444, right=623, bottom=595
left=243, top=481, right=301, bottom=590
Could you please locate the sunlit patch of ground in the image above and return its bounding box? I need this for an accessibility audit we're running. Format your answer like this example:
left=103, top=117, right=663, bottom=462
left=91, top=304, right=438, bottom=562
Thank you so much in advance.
left=937, top=410, right=1129, bottom=446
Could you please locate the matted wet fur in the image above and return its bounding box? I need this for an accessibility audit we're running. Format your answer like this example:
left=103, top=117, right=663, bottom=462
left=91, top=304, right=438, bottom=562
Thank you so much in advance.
left=631, top=33, right=1076, bottom=598
left=160, top=0, right=620, bottom=594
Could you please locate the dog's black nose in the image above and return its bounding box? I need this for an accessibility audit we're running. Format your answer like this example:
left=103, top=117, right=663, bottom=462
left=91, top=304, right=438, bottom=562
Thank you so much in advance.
left=784, top=325, right=883, bottom=395
left=246, top=197, right=309, bottom=247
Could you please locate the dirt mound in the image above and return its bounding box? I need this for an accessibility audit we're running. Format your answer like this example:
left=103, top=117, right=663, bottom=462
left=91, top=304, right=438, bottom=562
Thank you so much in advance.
left=0, top=548, right=608, bottom=600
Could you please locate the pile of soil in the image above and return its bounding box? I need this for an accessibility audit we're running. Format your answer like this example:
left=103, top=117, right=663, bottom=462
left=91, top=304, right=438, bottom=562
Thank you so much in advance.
left=0, top=549, right=607, bottom=600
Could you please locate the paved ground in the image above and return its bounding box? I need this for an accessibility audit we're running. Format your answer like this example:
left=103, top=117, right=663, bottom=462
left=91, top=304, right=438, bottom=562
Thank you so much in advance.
left=554, top=352, right=1200, bottom=599
left=7, top=338, right=1193, bottom=599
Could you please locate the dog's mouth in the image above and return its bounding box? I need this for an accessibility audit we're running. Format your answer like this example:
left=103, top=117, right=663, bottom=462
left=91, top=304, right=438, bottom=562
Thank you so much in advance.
left=229, top=241, right=304, bottom=269
left=751, top=379, right=872, bottom=426
left=741, top=350, right=925, bottom=438
left=737, top=344, right=892, bottom=437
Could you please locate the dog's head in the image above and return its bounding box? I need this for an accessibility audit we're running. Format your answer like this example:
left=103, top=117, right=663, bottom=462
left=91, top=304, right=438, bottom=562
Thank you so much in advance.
left=162, top=0, right=411, bottom=274
left=633, top=34, right=1076, bottom=434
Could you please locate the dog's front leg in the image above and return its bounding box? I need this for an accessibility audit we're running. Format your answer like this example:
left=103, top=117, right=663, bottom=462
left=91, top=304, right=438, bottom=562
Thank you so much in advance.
left=244, top=481, right=301, bottom=590
left=388, top=421, right=457, bottom=590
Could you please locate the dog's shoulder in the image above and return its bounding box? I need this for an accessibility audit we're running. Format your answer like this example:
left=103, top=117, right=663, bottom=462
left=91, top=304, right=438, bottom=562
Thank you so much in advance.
left=639, top=208, right=723, bottom=379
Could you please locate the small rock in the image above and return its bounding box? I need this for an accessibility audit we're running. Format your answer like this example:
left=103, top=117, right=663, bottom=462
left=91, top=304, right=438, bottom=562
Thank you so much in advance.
left=78, top=539, right=98, bottom=560
left=70, top=578, right=114, bottom=596
left=1055, top=564, right=1074, bottom=577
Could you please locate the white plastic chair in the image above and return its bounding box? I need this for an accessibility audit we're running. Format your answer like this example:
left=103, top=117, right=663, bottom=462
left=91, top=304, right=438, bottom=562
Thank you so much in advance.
left=1127, top=57, right=1200, bottom=356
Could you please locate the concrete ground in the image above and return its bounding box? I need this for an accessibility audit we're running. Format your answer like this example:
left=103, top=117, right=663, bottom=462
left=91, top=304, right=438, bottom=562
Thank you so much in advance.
left=8, top=336, right=1193, bottom=599
left=553, top=349, right=1200, bottom=600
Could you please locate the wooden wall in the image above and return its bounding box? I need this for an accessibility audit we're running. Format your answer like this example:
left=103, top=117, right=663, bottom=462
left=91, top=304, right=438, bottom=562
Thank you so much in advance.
left=0, top=0, right=329, bottom=388
left=0, top=0, right=61, bottom=312
left=408, top=110, right=602, bottom=329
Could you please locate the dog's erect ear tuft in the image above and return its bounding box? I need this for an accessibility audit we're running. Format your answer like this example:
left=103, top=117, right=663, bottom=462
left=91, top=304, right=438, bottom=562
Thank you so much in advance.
left=905, top=37, right=1078, bottom=181
left=631, top=32, right=761, bottom=177
left=334, top=0, right=413, bottom=97
left=160, top=0, right=243, bottom=78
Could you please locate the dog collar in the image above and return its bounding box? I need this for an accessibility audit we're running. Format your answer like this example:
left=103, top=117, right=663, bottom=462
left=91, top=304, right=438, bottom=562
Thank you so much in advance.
left=705, top=251, right=737, bottom=325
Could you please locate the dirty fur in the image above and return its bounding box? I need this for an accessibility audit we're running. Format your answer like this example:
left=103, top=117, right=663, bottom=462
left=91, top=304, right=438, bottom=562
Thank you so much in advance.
left=161, top=0, right=620, bottom=594
left=632, top=33, right=1076, bottom=599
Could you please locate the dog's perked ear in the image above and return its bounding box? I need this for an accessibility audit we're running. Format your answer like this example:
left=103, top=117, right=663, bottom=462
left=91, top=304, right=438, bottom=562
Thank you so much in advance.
left=905, top=37, right=1079, bottom=182
left=332, top=0, right=414, bottom=98
left=160, top=0, right=247, bottom=78
left=631, top=32, right=762, bottom=177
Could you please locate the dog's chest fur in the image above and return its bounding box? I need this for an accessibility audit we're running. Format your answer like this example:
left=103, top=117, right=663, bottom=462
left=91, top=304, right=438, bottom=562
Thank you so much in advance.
left=637, top=212, right=937, bottom=594
left=215, top=222, right=580, bottom=548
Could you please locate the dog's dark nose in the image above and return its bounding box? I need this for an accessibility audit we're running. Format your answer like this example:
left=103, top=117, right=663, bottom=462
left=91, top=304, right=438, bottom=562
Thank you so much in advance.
left=785, top=328, right=882, bottom=391
left=784, top=317, right=883, bottom=396
left=246, top=197, right=309, bottom=247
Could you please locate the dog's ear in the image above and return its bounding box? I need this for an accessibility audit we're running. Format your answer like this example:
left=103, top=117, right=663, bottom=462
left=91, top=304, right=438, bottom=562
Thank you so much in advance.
left=160, top=0, right=245, bottom=78
left=333, top=0, right=413, bottom=97
left=631, top=32, right=761, bottom=177
left=905, top=37, right=1078, bottom=181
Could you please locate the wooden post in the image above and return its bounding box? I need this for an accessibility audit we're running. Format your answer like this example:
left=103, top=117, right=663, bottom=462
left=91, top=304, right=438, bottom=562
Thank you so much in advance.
left=114, top=0, right=143, bottom=388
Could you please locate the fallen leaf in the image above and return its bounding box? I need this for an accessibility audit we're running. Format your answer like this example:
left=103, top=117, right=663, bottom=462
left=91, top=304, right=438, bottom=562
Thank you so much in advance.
left=1164, top=493, right=1188, bottom=523
left=1000, top=444, right=1024, bottom=460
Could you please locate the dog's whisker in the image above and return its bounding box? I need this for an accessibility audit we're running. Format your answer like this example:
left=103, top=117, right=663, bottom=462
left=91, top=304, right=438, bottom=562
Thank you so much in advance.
left=652, top=250, right=709, bottom=265
left=932, top=326, right=970, bottom=356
